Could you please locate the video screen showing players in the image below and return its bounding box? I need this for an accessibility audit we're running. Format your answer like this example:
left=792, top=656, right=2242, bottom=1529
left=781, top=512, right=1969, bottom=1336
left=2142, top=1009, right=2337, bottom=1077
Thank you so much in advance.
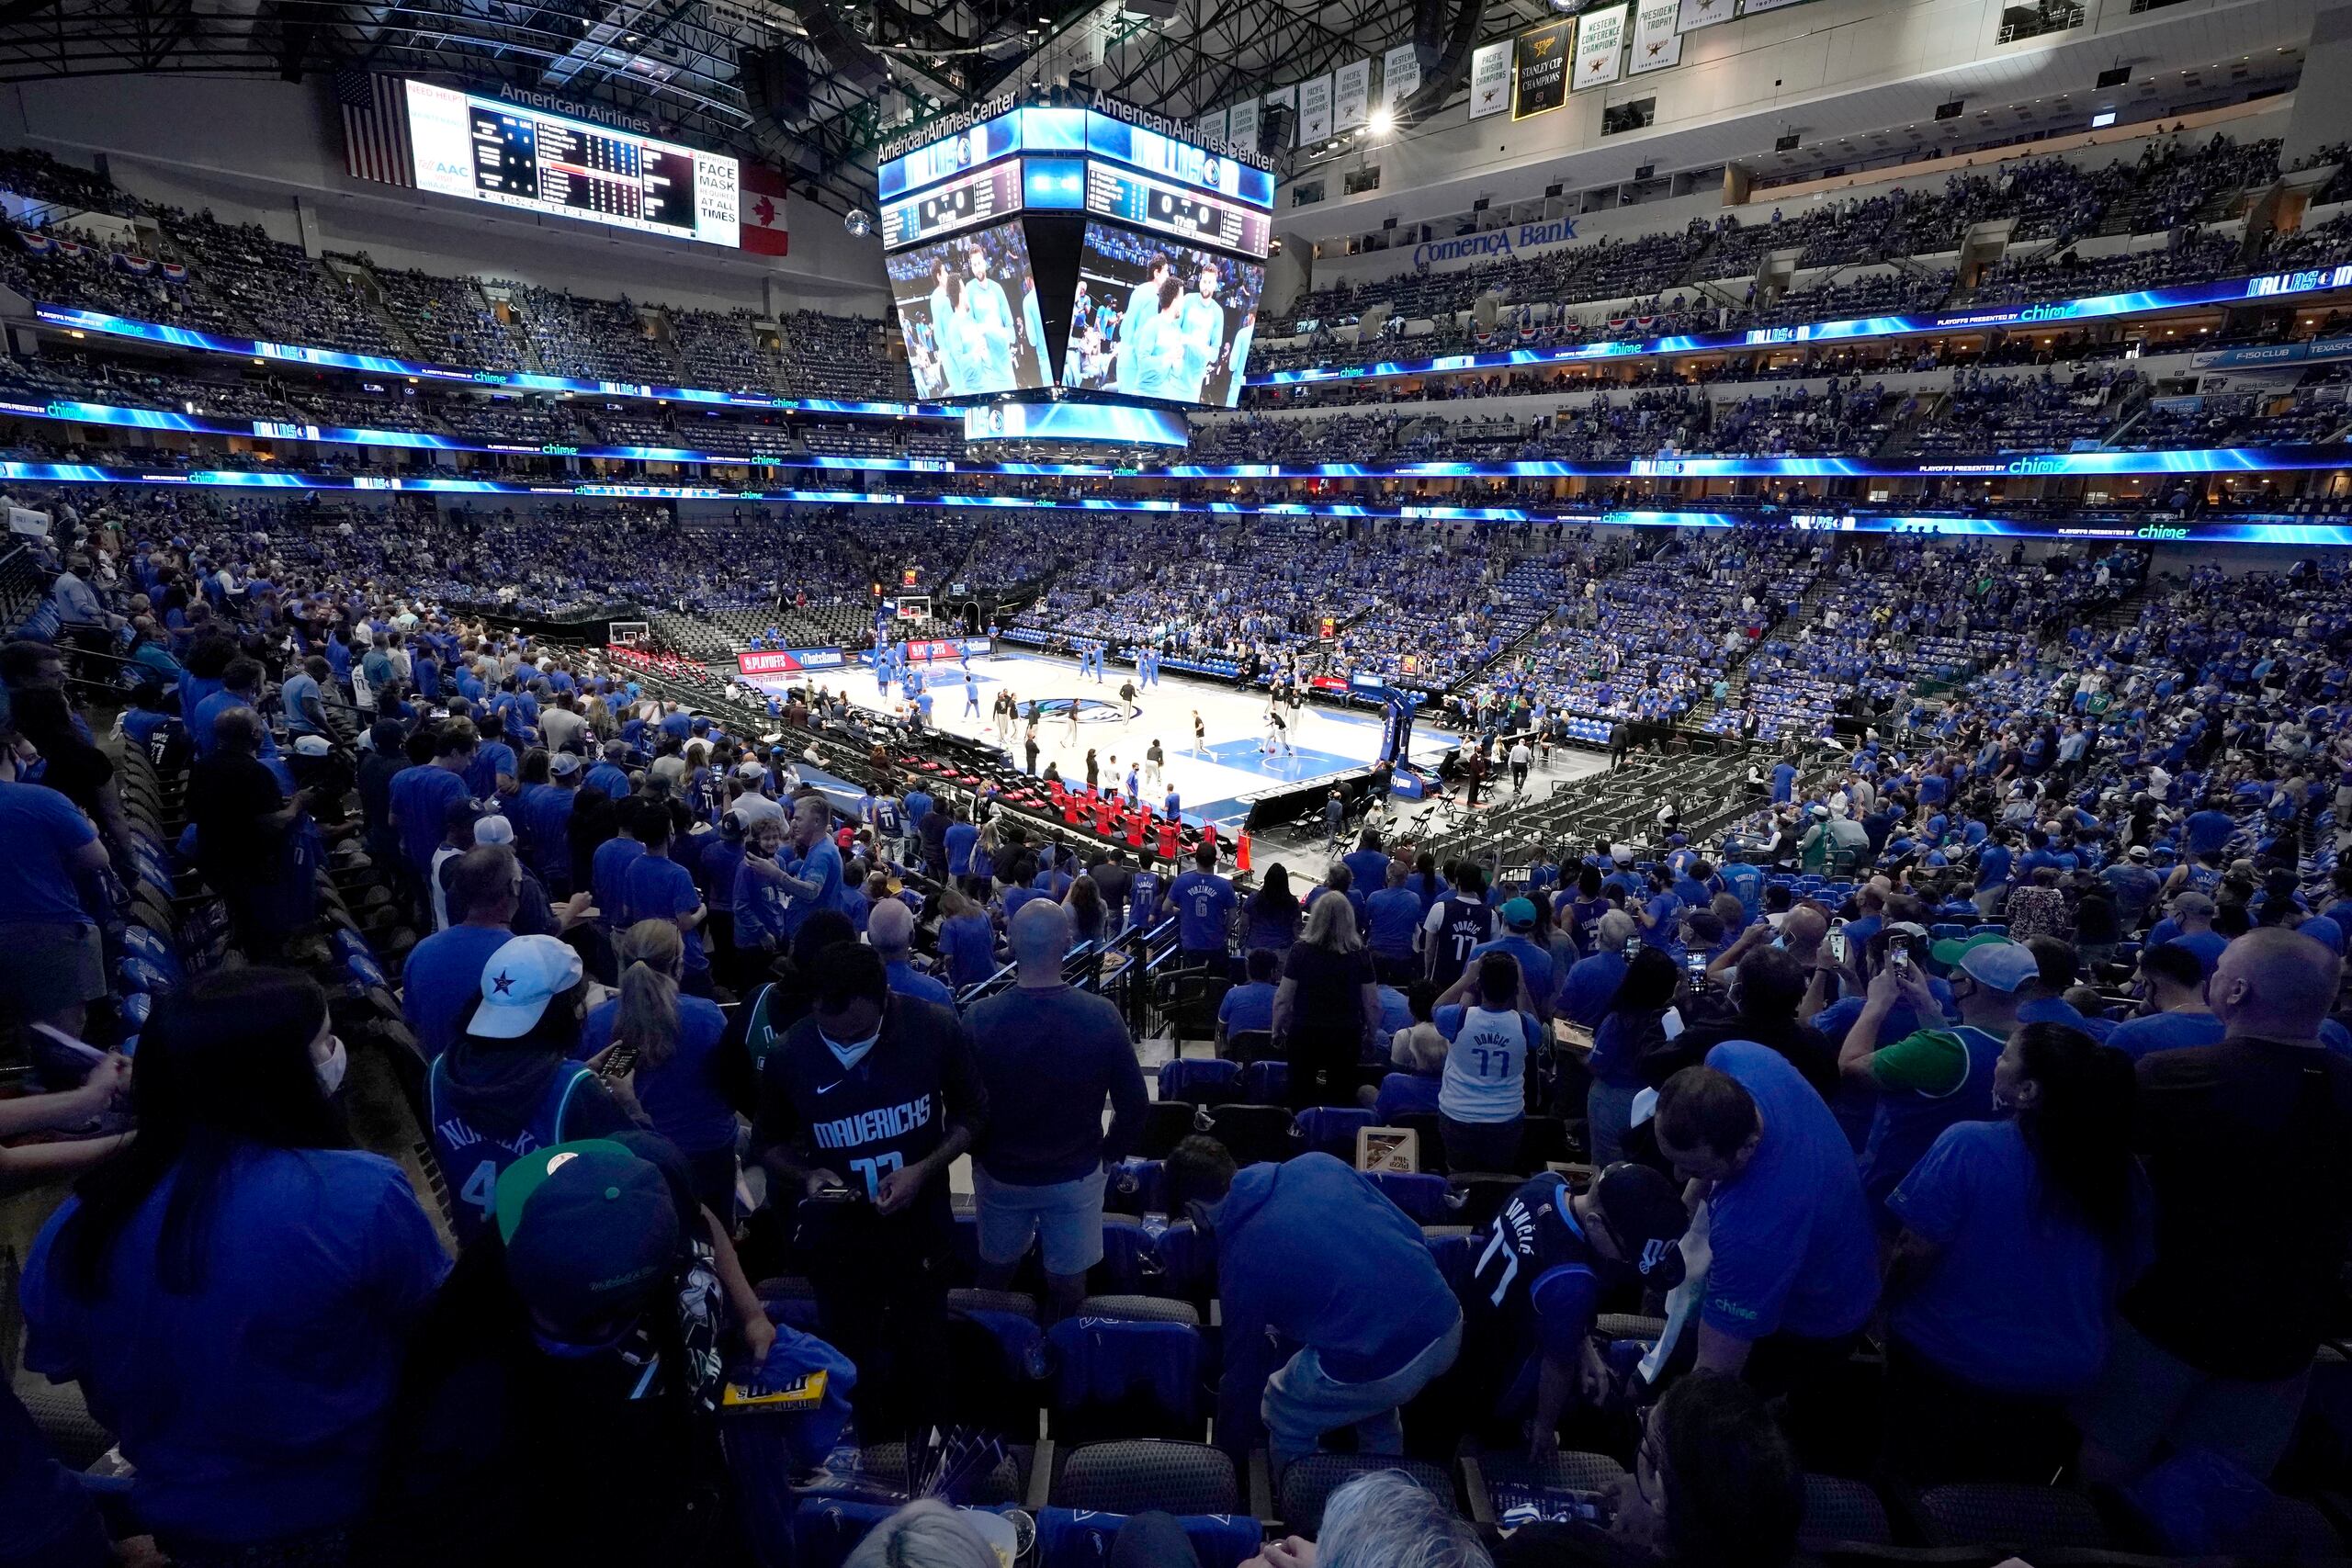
left=1057, top=221, right=1266, bottom=408
left=884, top=220, right=1052, bottom=400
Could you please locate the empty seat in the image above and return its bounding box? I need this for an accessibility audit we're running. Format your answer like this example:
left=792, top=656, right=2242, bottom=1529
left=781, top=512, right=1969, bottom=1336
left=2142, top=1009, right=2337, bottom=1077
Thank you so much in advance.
left=1912, top=1483, right=2109, bottom=1553
left=1803, top=1474, right=1895, bottom=1548
left=1198, top=1104, right=1297, bottom=1166
left=1054, top=1439, right=1238, bottom=1514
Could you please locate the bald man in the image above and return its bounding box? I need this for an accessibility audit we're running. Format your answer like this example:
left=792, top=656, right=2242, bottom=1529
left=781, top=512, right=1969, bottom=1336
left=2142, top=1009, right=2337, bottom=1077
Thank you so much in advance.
left=868, top=897, right=953, bottom=1008
left=963, top=898, right=1148, bottom=1317
left=2081, top=927, right=2352, bottom=1485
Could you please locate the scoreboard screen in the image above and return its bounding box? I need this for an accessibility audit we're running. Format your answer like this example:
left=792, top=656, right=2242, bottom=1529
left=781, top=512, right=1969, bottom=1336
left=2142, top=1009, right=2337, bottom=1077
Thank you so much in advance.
left=1083, top=163, right=1271, bottom=258
left=405, top=80, right=741, bottom=247
left=880, top=160, right=1027, bottom=251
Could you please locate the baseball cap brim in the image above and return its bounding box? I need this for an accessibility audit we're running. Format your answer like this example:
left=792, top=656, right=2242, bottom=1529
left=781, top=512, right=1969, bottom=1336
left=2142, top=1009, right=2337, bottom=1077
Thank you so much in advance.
left=1928, top=931, right=2007, bottom=966
left=496, top=1137, right=635, bottom=1243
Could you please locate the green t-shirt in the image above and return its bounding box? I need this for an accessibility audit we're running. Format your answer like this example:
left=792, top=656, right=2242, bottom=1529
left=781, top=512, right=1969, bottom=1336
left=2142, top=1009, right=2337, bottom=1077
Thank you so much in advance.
left=1869, top=1024, right=1999, bottom=1096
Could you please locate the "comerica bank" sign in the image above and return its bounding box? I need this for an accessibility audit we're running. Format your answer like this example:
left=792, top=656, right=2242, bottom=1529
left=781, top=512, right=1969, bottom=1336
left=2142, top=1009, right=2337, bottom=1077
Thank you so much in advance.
left=1412, top=218, right=1579, bottom=269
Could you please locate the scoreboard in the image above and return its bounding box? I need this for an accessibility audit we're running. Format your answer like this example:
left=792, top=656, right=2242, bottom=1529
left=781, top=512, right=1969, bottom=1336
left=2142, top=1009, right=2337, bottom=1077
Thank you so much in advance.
left=405, top=80, right=740, bottom=247
left=879, top=160, right=1027, bottom=249
left=877, top=94, right=1274, bottom=410
left=1082, top=163, right=1271, bottom=258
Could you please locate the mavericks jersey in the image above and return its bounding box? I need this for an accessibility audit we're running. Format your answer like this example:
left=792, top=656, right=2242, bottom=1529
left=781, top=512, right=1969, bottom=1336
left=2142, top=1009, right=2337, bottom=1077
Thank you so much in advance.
left=1127, top=868, right=1163, bottom=931
left=1468, top=1173, right=1604, bottom=1408
left=429, top=1058, right=600, bottom=1247
left=1429, top=896, right=1496, bottom=988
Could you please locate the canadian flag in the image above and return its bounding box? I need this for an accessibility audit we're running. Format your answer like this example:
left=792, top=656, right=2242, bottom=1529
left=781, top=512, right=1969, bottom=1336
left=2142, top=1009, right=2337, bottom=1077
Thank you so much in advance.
left=740, top=164, right=790, bottom=256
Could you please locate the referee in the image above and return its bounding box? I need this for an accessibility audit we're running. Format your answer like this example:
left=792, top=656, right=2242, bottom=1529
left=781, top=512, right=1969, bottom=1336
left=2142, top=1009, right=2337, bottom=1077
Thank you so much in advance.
left=752, top=942, right=988, bottom=1440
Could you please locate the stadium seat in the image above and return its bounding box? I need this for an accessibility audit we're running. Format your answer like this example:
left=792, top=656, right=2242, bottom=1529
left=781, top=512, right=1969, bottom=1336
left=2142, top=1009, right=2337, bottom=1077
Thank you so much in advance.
left=1295, top=1106, right=1374, bottom=1159
left=1238, top=1060, right=1289, bottom=1103
left=1197, top=1104, right=1296, bottom=1166
left=1803, top=1474, right=1896, bottom=1549
left=1159, top=1057, right=1241, bottom=1106
left=1277, top=1453, right=1455, bottom=1534
left=1141, top=1100, right=1198, bottom=1159
left=1910, top=1484, right=2109, bottom=1553
left=1224, top=1029, right=1279, bottom=1064
left=1052, top=1440, right=1238, bottom=1514
left=1364, top=1169, right=1452, bottom=1224
left=1045, top=1314, right=1206, bottom=1438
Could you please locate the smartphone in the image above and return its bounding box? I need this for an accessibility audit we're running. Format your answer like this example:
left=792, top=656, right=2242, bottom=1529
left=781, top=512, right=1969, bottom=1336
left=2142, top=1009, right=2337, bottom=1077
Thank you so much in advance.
left=1684, top=950, right=1708, bottom=982
left=599, top=1041, right=639, bottom=1079
left=1888, top=938, right=1912, bottom=971
left=1624, top=934, right=1643, bottom=959
left=1826, top=925, right=1847, bottom=964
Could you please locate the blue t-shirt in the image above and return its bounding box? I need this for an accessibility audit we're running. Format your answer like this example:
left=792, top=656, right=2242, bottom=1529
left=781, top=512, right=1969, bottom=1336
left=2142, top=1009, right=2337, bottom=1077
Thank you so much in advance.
left=1218, top=980, right=1277, bottom=1036
left=2105, top=1009, right=2226, bottom=1061
left=939, top=913, right=998, bottom=990
left=944, top=821, right=979, bottom=876
left=2165, top=929, right=2230, bottom=978
left=591, top=837, right=646, bottom=930
left=623, top=854, right=707, bottom=971
left=390, top=764, right=471, bottom=873
left=1701, top=1041, right=1881, bottom=1342
left=1888, top=1118, right=2147, bottom=1394
left=400, top=923, right=514, bottom=1060
left=1364, top=887, right=1424, bottom=957
left=887, top=957, right=956, bottom=1009
left=1470, top=934, right=1555, bottom=1010
left=791, top=838, right=846, bottom=929
left=21, top=1149, right=448, bottom=1544
left=1168, top=870, right=1238, bottom=951
left=0, top=780, right=97, bottom=927
left=577, top=993, right=735, bottom=1153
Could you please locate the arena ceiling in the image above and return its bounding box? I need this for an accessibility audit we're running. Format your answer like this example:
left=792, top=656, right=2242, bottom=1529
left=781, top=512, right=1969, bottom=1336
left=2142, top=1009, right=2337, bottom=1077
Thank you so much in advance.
left=0, top=0, right=1531, bottom=209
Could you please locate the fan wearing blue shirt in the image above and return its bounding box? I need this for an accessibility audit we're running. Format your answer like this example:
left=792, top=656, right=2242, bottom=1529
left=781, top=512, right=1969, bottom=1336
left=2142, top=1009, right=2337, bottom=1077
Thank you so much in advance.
left=739, top=795, right=845, bottom=942
left=1216, top=948, right=1281, bottom=1051
left=401, top=850, right=522, bottom=1060
left=869, top=899, right=955, bottom=1008
left=620, top=814, right=708, bottom=988
left=1167, top=845, right=1238, bottom=963
left=1655, top=1042, right=1881, bottom=1460
left=1340, top=834, right=1393, bottom=908
left=21, top=969, right=448, bottom=1559
left=1465, top=898, right=1556, bottom=1021
left=2107, top=942, right=2226, bottom=1060
left=389, top=722, right=476, bottom=878
left=1883, top=1021, right=2150, bottom=1482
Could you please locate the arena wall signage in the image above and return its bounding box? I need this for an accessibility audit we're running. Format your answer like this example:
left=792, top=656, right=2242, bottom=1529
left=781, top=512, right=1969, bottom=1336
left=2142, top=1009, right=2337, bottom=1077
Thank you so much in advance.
left=1, top=459, right=2338, bottom=544
left=1253, top=264, right=2352, bottom=385
left=738, top=649, right=846, bottom=676
left=32, top=304, right=956, bottom=419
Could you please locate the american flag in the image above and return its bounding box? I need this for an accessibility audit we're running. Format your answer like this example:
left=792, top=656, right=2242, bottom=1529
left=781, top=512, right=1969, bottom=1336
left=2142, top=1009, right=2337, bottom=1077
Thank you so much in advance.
left=336, top=68, right=416, bottom=188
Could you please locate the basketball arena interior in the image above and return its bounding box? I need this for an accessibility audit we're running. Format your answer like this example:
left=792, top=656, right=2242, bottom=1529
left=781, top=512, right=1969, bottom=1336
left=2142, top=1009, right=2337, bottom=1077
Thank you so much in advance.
left=2, top=0, right=2352, bottom=1561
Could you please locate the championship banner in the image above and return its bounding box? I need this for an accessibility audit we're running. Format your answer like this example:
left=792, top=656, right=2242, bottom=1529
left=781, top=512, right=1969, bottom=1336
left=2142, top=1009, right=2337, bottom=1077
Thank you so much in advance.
left=1382, top=43, right=1422, bottom=111
left=1196, top=107, right=1229, bottom=142
left=1227, top=97, right=1261, bottom=150
left=1298, top=73, right=1335, bottom=141
left=1333, top=58, right=1373, bottom=131
left=1512, top=21, right=1571, bottom=118
left=1630, top=0, right=1684, bottom=73
left=1573, top=4, right=1629, bottom=92
left=1738, top=0, right=1805, bottom=13
left=1469, top=40, right=1514, bottom=118
left=1677, top=0, right=1735, bottom=29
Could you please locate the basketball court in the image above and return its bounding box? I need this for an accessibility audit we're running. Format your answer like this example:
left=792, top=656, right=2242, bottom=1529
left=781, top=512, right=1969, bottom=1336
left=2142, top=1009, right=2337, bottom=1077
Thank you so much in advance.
left=750, top=646, right=1610, bottom=839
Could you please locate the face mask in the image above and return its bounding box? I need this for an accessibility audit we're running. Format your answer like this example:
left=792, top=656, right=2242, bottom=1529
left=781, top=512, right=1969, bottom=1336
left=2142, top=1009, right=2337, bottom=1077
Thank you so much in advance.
left=821, top=1030, right=879, bottom=1071
left=315, top=1037, right=347, bottom=1098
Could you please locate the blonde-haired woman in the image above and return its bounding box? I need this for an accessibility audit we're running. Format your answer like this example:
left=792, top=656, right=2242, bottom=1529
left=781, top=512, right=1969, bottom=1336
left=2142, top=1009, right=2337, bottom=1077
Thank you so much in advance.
left=1272, top=894, right=1381, bottom=1111
left=581, top=919, right=742, bottom=1219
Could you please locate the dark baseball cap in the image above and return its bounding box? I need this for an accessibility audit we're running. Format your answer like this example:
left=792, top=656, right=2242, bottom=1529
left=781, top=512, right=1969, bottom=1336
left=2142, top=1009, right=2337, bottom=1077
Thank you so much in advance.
left=1593, top=1163, right=1690, bottom=1289
left=496, top=1140, right=681, bottom=1337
